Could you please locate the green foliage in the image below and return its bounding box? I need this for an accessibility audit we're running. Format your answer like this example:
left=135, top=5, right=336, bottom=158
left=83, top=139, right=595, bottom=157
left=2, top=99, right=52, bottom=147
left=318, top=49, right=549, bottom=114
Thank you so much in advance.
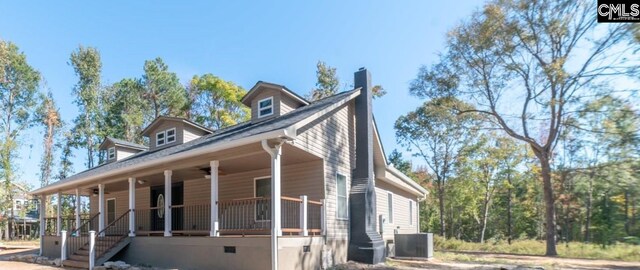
left=142, top=57, right=188, bottom=119
left=309, top=61, right=340, bottom=101
left=70, top=46, right=102, bottom=168
left=187, top=74, right=249, bottom=130
left=0, top=39, right=41, bottom=235
left=101, top=78, right=147, bottom=143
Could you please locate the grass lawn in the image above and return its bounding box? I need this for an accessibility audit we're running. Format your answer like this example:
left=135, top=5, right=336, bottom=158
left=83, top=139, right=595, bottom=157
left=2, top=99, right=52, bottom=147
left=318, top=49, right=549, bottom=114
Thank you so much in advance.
left=435, top=236, right=640, bottom=261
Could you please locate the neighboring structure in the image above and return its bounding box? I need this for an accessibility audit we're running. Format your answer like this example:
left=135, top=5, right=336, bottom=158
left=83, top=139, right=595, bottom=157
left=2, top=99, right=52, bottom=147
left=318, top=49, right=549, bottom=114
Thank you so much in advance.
left=31, top=68, right=427, bottom=270
left=1, top=183, right=39, bottom=240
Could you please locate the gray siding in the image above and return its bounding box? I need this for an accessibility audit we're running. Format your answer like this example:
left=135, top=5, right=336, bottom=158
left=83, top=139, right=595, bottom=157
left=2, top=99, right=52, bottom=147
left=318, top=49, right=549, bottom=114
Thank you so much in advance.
left=147, top=121, right=185, bottom=149
left=250, top=88, right=282, bottom=122
left=293, top=102, right=354, bottom=243
left=375, top=180, right=418, bottom=241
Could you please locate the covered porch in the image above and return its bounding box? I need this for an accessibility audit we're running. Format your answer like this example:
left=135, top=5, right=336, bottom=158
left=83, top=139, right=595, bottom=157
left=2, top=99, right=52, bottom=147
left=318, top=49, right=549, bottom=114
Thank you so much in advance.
left=37, top=140, right=326, bottom=269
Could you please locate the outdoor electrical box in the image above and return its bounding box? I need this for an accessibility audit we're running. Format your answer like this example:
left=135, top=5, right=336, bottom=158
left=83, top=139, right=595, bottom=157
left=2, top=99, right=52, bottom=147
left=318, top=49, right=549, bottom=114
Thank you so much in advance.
left=394, top=233, right=433, bottom=259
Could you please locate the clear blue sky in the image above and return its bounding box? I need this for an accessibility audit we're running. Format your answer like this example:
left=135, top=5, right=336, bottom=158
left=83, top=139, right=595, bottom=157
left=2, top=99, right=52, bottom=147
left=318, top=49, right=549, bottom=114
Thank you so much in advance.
left=0, top=1, right=483, bottom=188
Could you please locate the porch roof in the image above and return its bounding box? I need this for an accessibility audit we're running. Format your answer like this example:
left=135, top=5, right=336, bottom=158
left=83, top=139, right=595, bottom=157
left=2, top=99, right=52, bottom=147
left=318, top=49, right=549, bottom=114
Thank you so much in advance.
left=31, top=88, right=360, bottom=195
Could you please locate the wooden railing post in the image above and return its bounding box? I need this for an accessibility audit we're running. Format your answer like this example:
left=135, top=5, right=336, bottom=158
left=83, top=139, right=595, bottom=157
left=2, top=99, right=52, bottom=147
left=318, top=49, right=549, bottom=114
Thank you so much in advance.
left=60, top=230, right=67, bottom=261
left=89, top=230, right=96, bottom=270
left=300, top=195, right=308, bottom=236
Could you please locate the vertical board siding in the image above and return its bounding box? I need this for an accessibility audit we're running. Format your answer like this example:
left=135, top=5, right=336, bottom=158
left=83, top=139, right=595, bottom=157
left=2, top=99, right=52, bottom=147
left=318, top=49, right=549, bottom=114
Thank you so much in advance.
left=294, top=102, right=354, bottom=241
left=375, top=180, right=418, bottom=241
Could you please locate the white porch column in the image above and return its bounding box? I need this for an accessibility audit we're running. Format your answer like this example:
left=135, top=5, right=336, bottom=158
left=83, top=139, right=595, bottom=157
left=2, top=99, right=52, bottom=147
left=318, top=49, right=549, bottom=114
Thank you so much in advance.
left=56, top=192, right=62, bottom=236
left=299, top=195, right=308, bottom=236
left=39, top=195, right=46, bottom=256
left=98, top=184, right=105, bottom=236
left=164, top=170, right=172, bottom=237
left=75, top=188, right=81, bottom=231
left=320, top=199, right=326, bottom=236
left=128, top=177, right=136, bottom=237
left=262, top=139, right=283, bottom=270
left=210, top=160, right=219, bottom=237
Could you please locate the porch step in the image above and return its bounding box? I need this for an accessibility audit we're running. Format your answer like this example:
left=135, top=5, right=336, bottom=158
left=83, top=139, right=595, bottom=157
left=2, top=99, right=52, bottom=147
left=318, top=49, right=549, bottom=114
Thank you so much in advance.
left=75, top=249, right=90, bottom=256
left=69, top=254, right=90, bottom=262
left=63, top=259, right=89, bottom=269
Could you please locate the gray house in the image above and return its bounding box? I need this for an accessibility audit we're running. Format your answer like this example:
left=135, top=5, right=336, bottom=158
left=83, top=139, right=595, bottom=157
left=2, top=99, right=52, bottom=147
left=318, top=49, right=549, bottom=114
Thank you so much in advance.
left=31, top=68, right=427, bottom=270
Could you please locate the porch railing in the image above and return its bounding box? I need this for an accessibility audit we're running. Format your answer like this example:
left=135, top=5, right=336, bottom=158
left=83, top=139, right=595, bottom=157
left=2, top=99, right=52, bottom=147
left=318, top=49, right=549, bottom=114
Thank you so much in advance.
left=44, top=215, right=87, bottom=236
left=171, top=204, right=210, bottom=235
left=95, top=210, right=130, bottom=257
left=133, top=196, right=324, bottom=236
left=65, top=213, right=99, bottom=259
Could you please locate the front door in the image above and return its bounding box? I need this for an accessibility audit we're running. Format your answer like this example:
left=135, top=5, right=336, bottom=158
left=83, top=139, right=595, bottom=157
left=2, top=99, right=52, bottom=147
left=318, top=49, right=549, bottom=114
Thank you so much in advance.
left=150, top=183, right=183, bottom=232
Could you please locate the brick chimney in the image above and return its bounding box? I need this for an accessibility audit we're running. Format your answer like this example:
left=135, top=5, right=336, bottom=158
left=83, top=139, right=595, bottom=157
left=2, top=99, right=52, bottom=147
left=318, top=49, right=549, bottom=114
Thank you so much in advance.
left=348, top=68, right=385, bottom=264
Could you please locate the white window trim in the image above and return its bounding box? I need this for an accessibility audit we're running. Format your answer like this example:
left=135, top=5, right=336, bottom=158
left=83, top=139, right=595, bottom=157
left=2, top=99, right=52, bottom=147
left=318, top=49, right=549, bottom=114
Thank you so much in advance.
left=257, top=97, right=274, bottom=118
left=107, top=147, right=116, bottom=160
left=336, top=173, right=349, bottom=221
left=253, top=176, right=271, bottom=222
left=156, top=131, right=166, bottom=146
left=387, top=192, right=394, bottom=224
left=106, top=198, right=116, bottom=225
left=166, top=128, right=176, bottom=144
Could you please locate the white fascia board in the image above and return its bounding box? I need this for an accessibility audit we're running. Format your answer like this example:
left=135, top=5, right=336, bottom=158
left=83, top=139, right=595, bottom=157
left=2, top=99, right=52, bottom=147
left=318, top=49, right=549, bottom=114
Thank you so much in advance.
left=384, top=166, right=428, bottom=197
left=31, top=128, right=294, bottom=195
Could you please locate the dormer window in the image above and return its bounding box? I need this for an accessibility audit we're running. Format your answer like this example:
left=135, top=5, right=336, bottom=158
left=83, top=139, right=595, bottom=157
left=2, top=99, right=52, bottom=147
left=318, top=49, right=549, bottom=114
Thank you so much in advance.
left=166, top=128, right=176, bottom=144
left=107, top=147, right=116, bottom=160
left=156, top=131, right=166, bottom=146
left=258, top=97, right=273, bottom=118
left=156, top=128, right=177, bottom=147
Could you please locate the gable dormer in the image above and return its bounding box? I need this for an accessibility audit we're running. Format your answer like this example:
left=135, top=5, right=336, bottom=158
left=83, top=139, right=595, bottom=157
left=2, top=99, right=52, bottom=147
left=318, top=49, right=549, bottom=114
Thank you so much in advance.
left=99, top=137, right=148, bottom=164
left=141, top=116, right=213, bottom=150
left=241, top=81, right=309, bottom=122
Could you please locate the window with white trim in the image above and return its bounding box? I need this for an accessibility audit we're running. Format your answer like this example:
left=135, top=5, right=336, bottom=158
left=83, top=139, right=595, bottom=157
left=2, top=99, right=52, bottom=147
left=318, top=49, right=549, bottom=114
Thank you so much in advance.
left=409, top=201, right=413, bottom=225
left=337, top=174, right=348, bottom=219
left=156, top=131, right=166, bottom=146
left=388, top=193, right=394, bottom=223
left=108, top=147, right=116, bottom=160
left=166, top=128, right=176, bottom=144
left=258, top=97, right=273, bottom=118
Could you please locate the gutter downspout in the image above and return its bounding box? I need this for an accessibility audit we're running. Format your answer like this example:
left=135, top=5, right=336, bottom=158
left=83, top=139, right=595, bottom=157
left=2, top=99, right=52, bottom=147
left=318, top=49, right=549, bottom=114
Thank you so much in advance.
left=262, top=139, right=286, bottom=270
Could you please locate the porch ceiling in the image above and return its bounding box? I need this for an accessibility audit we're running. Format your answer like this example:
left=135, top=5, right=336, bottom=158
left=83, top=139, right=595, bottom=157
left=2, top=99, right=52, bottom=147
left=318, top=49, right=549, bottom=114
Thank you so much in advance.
left=64, top=142, right=320, bottom=195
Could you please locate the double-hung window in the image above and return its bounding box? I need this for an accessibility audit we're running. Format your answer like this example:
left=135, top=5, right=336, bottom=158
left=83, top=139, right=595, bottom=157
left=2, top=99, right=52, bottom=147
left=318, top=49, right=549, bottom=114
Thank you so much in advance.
left=258, top=97, right=273, bottom=118
left=336, top=174, right=348, bottom=219
left=108, top=147, right=116, bottom=160
left=166, top=128, right=176, bottom=144
left=156, top=131, right=166, bottom=146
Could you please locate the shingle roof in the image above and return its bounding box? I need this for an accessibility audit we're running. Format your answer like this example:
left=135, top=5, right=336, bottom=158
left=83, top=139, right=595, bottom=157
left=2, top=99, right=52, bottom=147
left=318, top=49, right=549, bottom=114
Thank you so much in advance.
left=104, top=137, right=148, bottom=150
left=34, top=89, right=359, bottom=192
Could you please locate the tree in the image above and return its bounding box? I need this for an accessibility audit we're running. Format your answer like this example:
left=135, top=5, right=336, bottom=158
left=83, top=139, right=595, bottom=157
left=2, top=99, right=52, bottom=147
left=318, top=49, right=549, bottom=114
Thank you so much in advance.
left=56, top=131, right=75, bottom=181
left=395, top=97, right=479, bottom=237
left=186, top=74, right=249, bottom=130
left=70, top=46, right=102, bottom=169
left=410, top=0, right=637, bottom=255
left=101, top=78, right=147, bottom=143
left=142, top=57, right=187, bottom=120
left=308, top=61, right=386, bottom=101
left=0, top=40, right=41, bottom=240
left=37, top=91, right=62, bottom=187
left=388, top=149, right=413, bottom=176
left=309, top=61, right=340, bottom=101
